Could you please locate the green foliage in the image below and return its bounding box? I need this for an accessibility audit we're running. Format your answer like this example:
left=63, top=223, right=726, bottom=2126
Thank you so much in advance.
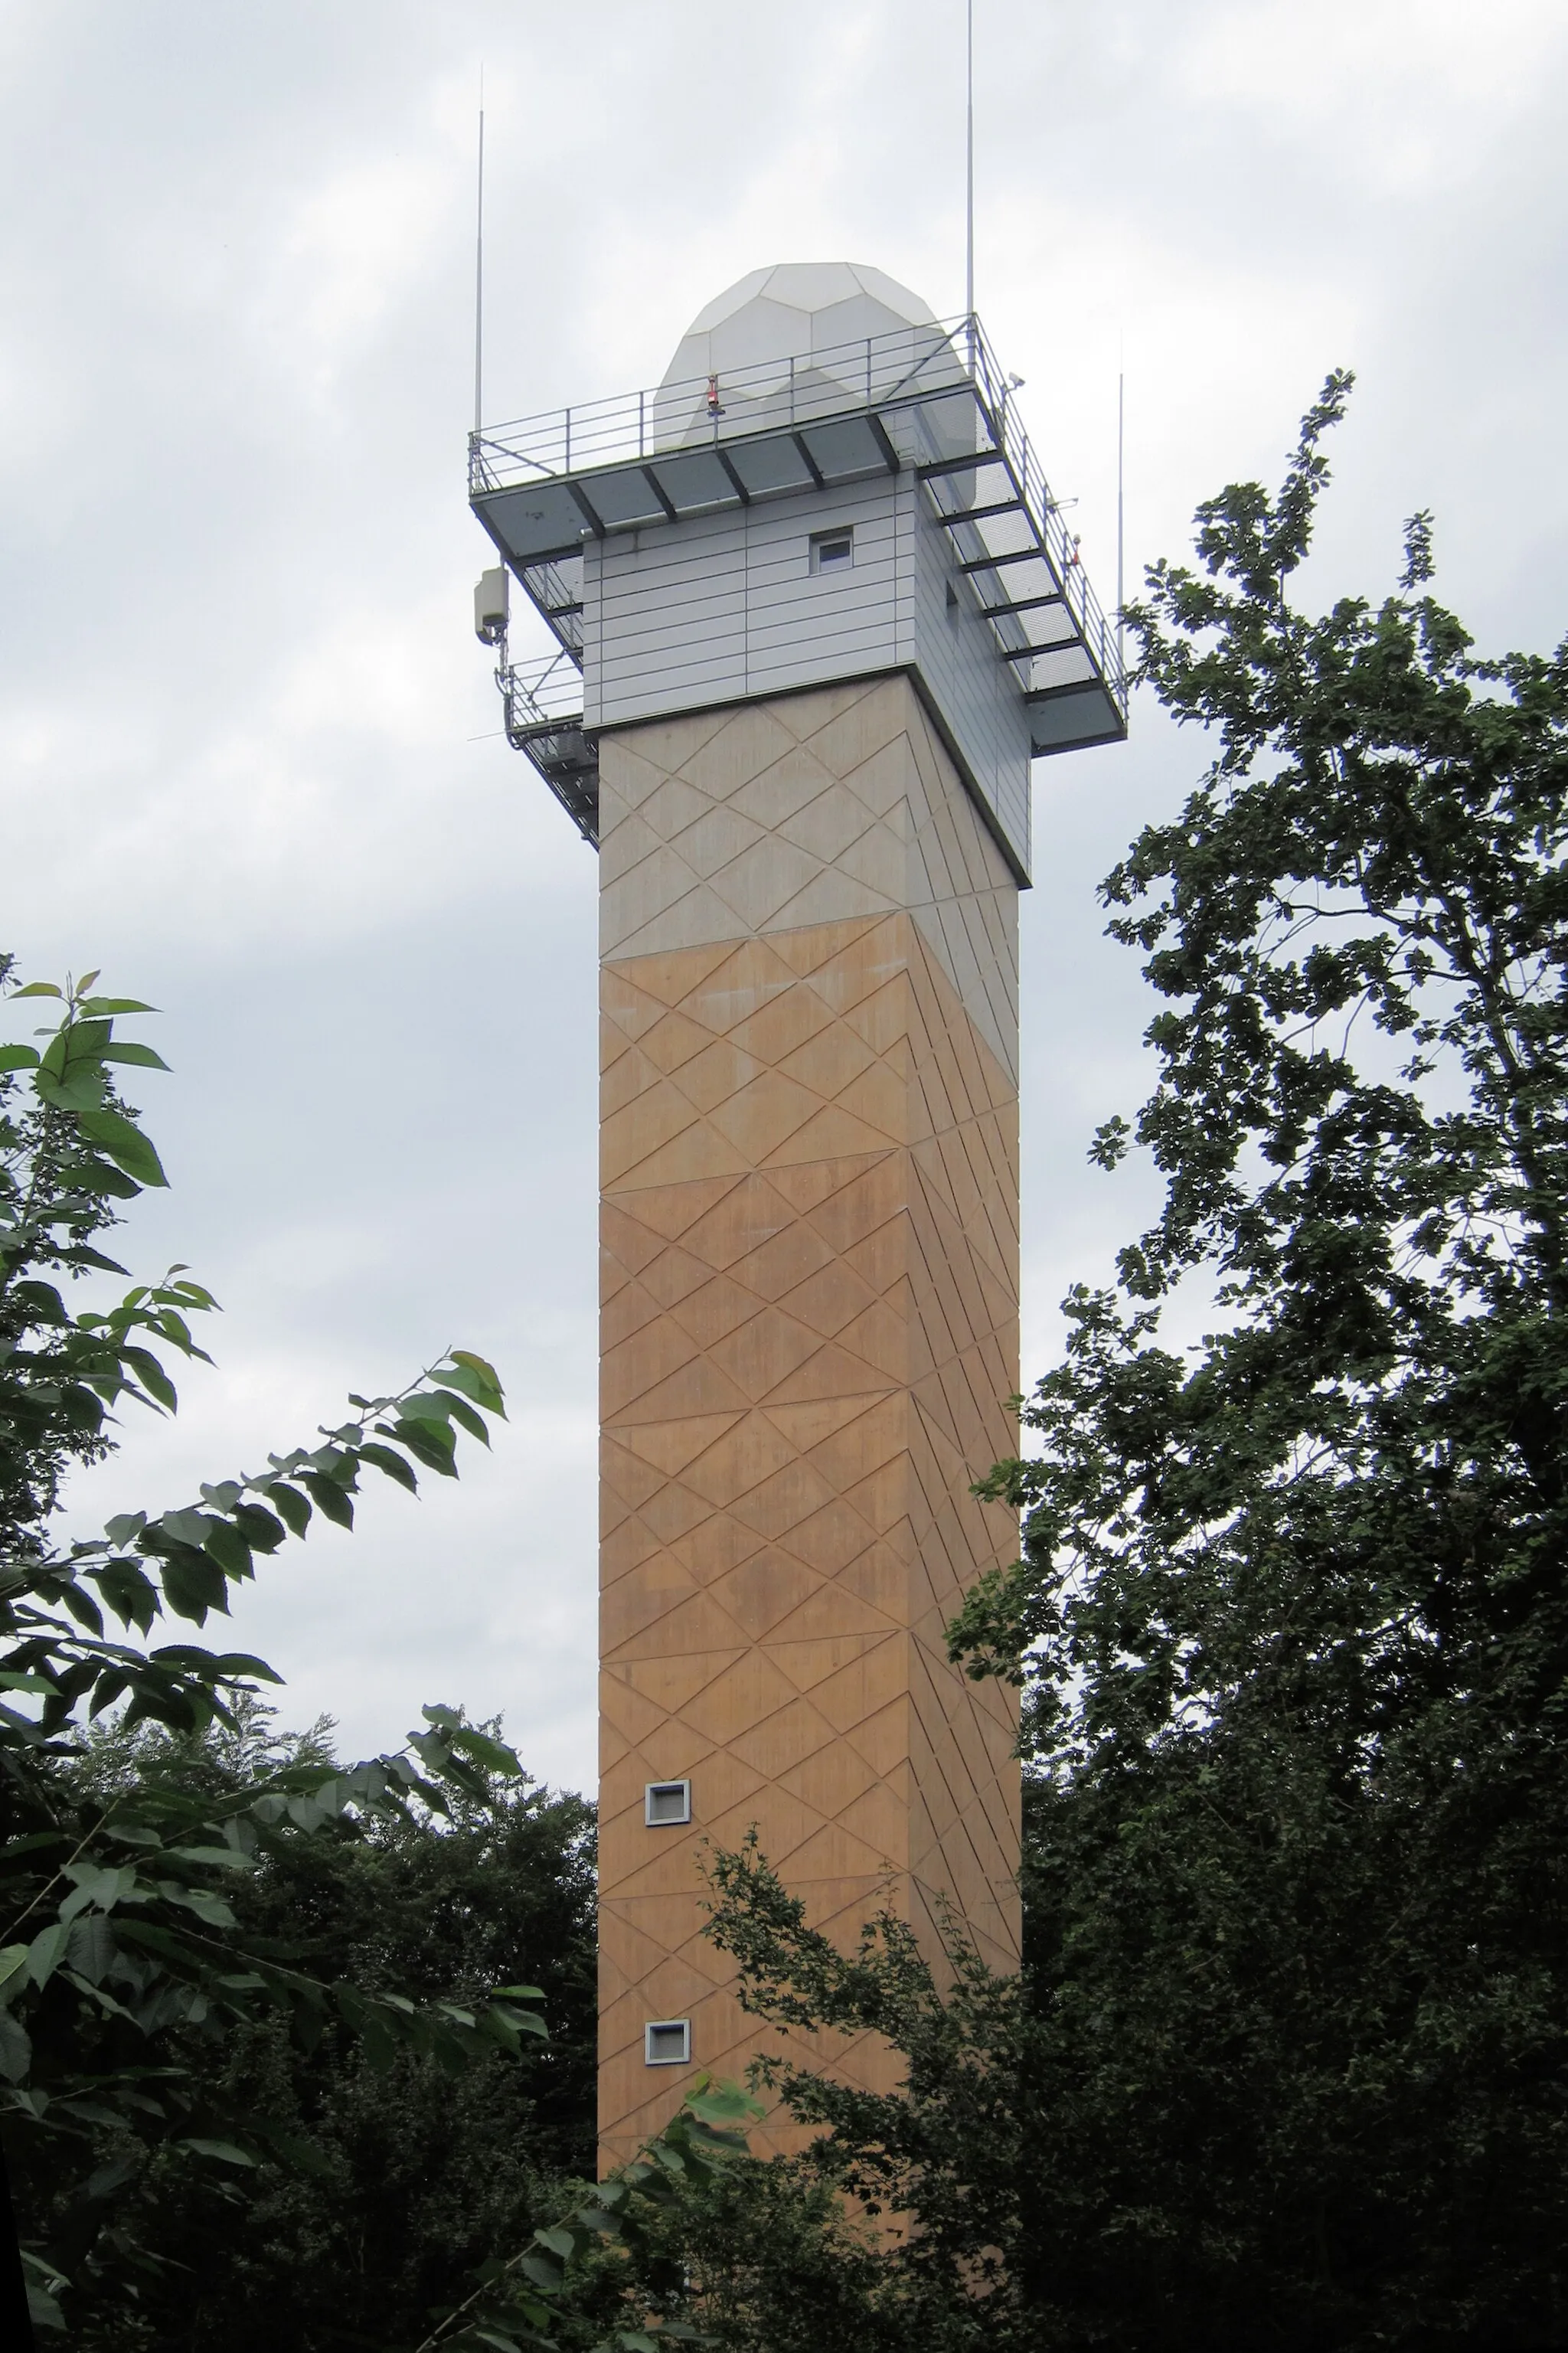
left=534, top=2123, right=917, bottom=2353
left=412, top=2077, right=763, bottom=2353
left=701, top=1838, right=1040, bottom=2353
left=949, top=382, right=1568, bottom=2342
left=0, top=964, right=534, bottom=2333
left=697, top=390, right=1568, bottom=2350
left=31, top=1699, right=598, bottom=2349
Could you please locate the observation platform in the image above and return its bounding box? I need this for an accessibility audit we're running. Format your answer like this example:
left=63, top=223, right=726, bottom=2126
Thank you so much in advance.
left=470, top=312, right=1128, bottom=852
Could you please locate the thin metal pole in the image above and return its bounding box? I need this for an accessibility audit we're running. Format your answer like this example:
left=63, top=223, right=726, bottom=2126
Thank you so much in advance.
left=965, top=0, right=975, bottom=329
left=1116, top=368, right=1125, bottom=675
left=472, top=79, right=485, bottom=436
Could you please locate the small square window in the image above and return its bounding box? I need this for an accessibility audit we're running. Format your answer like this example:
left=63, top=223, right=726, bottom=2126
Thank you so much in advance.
left=645, top=1779, right=691, bottom=1827
left=645, top=2018, right=691, bottom=2066
left=809, top=527, right=854, bottom=574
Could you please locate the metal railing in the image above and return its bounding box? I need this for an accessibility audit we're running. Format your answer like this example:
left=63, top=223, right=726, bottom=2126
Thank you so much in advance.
left=472, top=312, right=1126, bottom=717
left=498, top=649, right=583, bottom=737
left=469, top=315, right=978, bottom=487
left=954, top=319, right=1124, bottom=708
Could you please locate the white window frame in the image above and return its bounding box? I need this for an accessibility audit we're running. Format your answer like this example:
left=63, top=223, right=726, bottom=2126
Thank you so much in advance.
left=645, top=1779, right=692, bottom=1827
left=809, top=525, right=854, bottom=574
left=644, top=2018, right=691, bottom=2066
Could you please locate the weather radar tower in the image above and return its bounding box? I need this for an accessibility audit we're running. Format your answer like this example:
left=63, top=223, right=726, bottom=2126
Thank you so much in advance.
left=469, top=263, right=1127, bottom=2166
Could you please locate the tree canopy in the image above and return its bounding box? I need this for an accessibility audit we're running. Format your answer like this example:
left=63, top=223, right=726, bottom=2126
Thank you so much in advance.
left=23, top=1700, right=596, bottom=2351
left=700, top=378, right=1568, bottom=2351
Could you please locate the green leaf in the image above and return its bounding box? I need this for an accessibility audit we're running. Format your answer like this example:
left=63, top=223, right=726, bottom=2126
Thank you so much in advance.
left=233, top=1501, right=287, bottom=1551
left=164, top=1886, right=237, bottom=1927
left=0, top=1044, right=39, bottom=1070
left=442, top=1352, right=508, bottom=1415
left=299, top=1472, right=354, bottom=1529
left=162, top=1507, right=216, bottom=1549
left=518, top=2253, right=564, bottom=2291
left=24, top=1920, right=70, bottom=1990
left=0, top=2011, right=31, bottom=2083
left=8, top=980, right=63, bottom=998
left=0, top=1946, right=28, bottom=1996
left=451, top=1725, right=524, bottom=1777
left=267, top=1483, right=312, bottom=1537
left=398, top=1390, right=464, bottom=1428
left=168, top=1648, right=280, bottom=1683
left=87, top=1559, right=159, bottom=1633
left=24, top=2269, right=65, bottom=2334
left=203, top=1519, right=253, bottom=1580
left=490, top=2002, right=547, bottom=2040
left=122, top=1346, right=178, bottom=1410
left=77, top=1106, right=168, bottom=1188
left=358, top=1441, right=419, bottom=1493
left=34, top=1064, right=107, bottom=1114
left=58, top=1580, right=106, bottom=1637
left=384, top=1417, right=458, bottom=1477
left=67, top=1915, right=118, bottom=1984
left=435, top=1388, right=492, bottom=1445
left=160, top=1545, right=230, bottom=1622
left=101, top=1041, right=171, bottom=1069
left=77, top=995, right=155, bottom=1015
left=179, top=2138, right=256, bottom=2167
left=61, top=1861, right=139, bottom=1916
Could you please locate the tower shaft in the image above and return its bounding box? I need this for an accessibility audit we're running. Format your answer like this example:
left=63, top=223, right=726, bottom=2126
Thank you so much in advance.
left=596, top=674, right=1021, bottom=2164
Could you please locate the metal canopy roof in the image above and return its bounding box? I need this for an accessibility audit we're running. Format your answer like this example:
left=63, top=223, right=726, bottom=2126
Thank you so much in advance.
left=476, top=407, right=907, bottom=564
left=470, top=313, right=1127, bottom=826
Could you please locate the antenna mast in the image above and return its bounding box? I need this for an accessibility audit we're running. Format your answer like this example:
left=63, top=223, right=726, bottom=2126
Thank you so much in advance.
left=965, top=1, right=975, bottom=325
left=473, top=78, right=485, bottom=436
left=1116, top=368, right=1125, bottom=674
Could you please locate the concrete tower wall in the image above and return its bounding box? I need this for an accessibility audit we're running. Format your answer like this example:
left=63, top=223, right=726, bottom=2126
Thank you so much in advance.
left=596, top=672, right=1021, bottom=2166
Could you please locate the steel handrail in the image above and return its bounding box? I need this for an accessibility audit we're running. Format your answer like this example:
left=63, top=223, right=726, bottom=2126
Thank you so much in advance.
left=471, top=310, right=1126, bottom=714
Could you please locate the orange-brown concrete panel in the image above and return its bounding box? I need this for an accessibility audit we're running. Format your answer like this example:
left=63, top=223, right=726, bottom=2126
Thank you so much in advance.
left=598, top=681, right=1021, bottom=2168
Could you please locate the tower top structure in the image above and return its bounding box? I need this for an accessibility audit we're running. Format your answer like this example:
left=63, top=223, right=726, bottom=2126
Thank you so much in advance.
left=470, top=263, right=1126, bottom=878
left=661, top=262, right=938, bottom=385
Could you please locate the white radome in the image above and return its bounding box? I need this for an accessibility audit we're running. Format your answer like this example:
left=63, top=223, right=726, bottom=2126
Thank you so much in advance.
left=661, top=261, right=939, bottom=391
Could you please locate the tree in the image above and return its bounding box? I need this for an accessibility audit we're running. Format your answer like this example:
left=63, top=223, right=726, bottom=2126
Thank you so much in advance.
left=41, top=1701, right=598, bottom=2351
left=700, top=382, right=1568, bottom=2349
left=534, top=2120, right=925, bottom=2353
left=0, top=962, right=541, bottom=2333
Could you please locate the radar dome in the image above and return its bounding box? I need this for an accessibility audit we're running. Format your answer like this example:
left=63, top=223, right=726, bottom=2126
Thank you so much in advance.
left=661, top=262, right=939, bottom=387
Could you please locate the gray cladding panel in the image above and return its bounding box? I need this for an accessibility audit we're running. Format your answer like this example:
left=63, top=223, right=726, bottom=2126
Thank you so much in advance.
left=910, top=490, right=1034, bottom=874
left=583, top=472, right=1034, bottom=880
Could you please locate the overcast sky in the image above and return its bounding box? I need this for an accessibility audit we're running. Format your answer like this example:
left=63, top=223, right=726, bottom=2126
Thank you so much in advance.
left=2, top=0, right=1563, bottom=1796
